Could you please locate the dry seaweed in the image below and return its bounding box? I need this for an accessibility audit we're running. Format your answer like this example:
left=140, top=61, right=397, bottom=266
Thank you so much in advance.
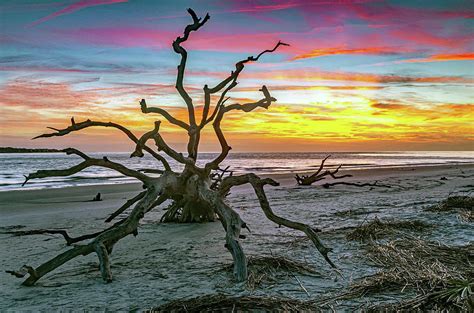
left=149, top=294, right=321, bottom=312
left=349, top=237, right=474, bottom=311
left=459, top=209, right=474, bottom=222
left=223, top=256, right=321, bottom=290
left=346, top=217, right=431, bottom=241
left=426, top=196, right=474, bottom=222
left=367, top=280, right=474, bottom=312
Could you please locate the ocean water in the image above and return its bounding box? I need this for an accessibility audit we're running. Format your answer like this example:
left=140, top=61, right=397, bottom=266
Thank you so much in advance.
left=0, top=151, right=473, bottom=191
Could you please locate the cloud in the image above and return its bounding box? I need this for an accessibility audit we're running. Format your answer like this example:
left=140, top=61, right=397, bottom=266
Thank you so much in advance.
left=400, top=53, right=474, bottom=63
left=190, top=68, right=473, bottom=84
left=0, top=79, right=100, bottom=110
left=291, top=47, right=403, bottom=60
left=55, top=27, right=287, bottom=53
left=27, top=0, right=128, bottom=27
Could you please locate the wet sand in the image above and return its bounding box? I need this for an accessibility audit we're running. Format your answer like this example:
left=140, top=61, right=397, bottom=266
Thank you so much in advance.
left=0, top=163, right=473, bottom=310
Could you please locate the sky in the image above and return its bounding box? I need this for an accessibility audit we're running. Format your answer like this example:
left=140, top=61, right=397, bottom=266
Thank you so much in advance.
left=0, top=0, right=473, bottom=152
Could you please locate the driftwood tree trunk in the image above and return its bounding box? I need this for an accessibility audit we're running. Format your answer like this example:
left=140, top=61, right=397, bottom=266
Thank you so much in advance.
left=7, top=9, right=336, bottom=285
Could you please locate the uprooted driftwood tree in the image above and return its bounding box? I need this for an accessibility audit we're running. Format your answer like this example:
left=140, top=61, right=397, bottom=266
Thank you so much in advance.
left=295, top=155, right=353, bottom=186
left=295, top=155, right=391, bottom=189
left=7, top=9, right=336, bottom=286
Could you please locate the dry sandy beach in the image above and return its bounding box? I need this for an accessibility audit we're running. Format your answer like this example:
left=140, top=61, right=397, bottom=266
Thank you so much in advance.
left=0, top=164, right=473, bottom=311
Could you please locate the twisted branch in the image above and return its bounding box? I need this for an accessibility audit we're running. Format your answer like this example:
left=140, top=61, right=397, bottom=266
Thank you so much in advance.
left=22, top=155, right=150, bottom=186
left=34, top=118, right=169, bottom=170
left=173, top=8, right=210, bottom=126
left=205, top=86, right=276, bottom=171
left=140, top=99, right=189, bottom=130
left=219, top=173, right=336, bottom=269
left=295, top=155, right=352, bottom=186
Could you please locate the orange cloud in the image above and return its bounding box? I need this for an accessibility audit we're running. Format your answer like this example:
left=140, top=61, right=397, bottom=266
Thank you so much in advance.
left=190, top=69, right=473, bottom=84
left=401, top=52, right=474, bottom=63
left=248, top=70, right=473, bottom=84
left=291, top=47, right=401, bottom=61
left=0, top=79, right=100, bottom=110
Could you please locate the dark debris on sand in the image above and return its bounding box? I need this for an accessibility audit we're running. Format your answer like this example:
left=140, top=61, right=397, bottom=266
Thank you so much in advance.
left=346, top=217, right=431, bottom=241
left=148, top=294, right=321, bottom=312
left=426, top=195, right=474, bottom=222
left=348, top=236, right=474, bottom=311
left=223, top=255, right=321, bottom=290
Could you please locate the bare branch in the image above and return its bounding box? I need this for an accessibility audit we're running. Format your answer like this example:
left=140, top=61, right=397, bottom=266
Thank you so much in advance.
left=219, top=173, right=336, bottom=269
left=207, top=41, right=289, bottom=95
left=10, top=185, right=160, bottom=285
left=4, top=219, right=126, bottom=246
left=130, top=121, right=171, bottom=171
left=322, top=181, right=391, bottom=189
left=105, top=191, right=147, bottom=223
left=200, top=41, right=288, bottom=128
left=23, top=156, right=150, bottom=186
left=140, top=99, right=189, bottom=130
left=34, top=118, right=169, bottom=169
left=152, top=132, right=195, bottom=166
left=295, top=156, right=352, bottom=186
left=205, top=86, right=276, bottom=171
left=173, top=8, right=210, bottom=126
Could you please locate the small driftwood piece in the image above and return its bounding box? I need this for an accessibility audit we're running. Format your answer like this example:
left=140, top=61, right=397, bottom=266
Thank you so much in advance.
left=322, top=181, right=391, bottom=189
left=295, top=155, right=352, bottom=186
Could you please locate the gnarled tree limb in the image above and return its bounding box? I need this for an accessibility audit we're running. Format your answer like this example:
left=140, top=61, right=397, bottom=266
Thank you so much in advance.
left=105, top=191, right=147, bottom=223
left=219, top=173, right=336, bottom=269
left=205, top=86, right=276, bottom=172
left=22, top=155, right=150, bottom=186
left=173, top=8, right=210, bottom=127
left=34, top=118, right=169, bottom=170
left=295, top=155, right=352, bottom=186
left=140, top=99, right=189, bottom=130
left=322, top=181, right=391, bottom=189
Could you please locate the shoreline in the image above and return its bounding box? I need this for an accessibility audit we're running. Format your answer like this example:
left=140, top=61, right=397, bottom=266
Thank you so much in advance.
left=1, top=162, right=473, bottom=194
left=1, top=163, right=472, bottom=219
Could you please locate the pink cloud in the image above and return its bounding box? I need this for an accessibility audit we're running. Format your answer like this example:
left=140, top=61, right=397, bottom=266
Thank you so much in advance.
left=0, top=79, right=100, bottom=110
left=56, top=27, right=289, bottom=53
left=27, top=0, right=128, bottom=27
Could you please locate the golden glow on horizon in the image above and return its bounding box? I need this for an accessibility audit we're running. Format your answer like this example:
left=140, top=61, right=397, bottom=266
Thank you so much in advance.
left=0, top=76, right=472, bottom=151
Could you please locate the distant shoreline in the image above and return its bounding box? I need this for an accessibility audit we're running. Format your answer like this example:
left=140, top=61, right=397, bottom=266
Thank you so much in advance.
left=0, top=147, right=63, bottom=153
left=1, top=162, right=473, bottom=193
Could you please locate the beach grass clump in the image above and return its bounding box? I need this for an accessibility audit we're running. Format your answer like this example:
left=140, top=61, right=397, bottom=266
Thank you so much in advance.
left=150, top=294, right=321, bottom=312
left=426, top=196, right=474, bottom=222
left=223, top=255, right=320, bottom=290
left=349, top=237, right=473, bottom=311
left=346, top=217, right=431, bottom=241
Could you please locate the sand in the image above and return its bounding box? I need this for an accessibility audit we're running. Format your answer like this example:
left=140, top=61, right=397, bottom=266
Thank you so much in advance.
left=0, top=164, right=473, bottom=311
